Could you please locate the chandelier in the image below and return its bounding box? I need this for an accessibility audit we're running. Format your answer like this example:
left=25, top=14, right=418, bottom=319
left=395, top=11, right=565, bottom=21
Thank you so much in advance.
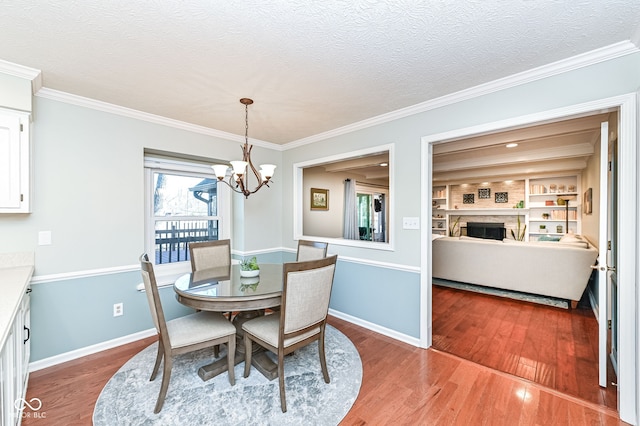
left=211, top=98, right=276, bottom=198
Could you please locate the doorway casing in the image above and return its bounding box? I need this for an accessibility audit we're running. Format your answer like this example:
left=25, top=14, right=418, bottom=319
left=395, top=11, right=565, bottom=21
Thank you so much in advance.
left=420, top=92, right=638, bottom=424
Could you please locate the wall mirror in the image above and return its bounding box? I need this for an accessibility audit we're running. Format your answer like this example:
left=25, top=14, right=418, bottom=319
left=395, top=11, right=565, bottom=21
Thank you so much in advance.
left=293, top=144, right=393, bottom=250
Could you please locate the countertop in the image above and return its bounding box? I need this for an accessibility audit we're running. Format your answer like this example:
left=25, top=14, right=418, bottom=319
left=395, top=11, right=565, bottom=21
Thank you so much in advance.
left=0, top=252, right=34, bottom=349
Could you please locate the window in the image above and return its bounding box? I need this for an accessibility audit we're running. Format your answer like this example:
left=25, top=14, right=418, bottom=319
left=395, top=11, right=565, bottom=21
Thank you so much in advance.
left=144, top=154, right=230, bottom=280
left=357, top=188, right=387, bottom=242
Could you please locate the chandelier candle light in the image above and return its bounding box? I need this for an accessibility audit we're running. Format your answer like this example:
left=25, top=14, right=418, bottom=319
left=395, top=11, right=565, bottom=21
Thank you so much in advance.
left=211, top=98, right=276, bottom=198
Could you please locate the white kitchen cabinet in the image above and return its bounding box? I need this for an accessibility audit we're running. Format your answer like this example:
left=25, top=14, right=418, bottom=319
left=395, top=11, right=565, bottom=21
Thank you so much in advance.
left=0, top=262, right=32, bottom=426
left=0, top=287, right=30, bottom=426
left=0, top=109, right=31, bottom=213
left=0, top=287, right=31, bottom=426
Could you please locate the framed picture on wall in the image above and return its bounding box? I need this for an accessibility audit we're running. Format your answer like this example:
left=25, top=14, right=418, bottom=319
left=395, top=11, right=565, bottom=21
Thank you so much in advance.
left=584, top=187, right=592, bottom=214
left=310, top=188, right=329, bottom=210
left=478, top=188, right=491, bottom=199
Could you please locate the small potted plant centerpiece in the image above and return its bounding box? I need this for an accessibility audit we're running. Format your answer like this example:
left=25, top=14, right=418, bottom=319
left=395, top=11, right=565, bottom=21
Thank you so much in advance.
left=240, top=256, right=260, bottom=277
left=539, top=224, right=547, bottom=233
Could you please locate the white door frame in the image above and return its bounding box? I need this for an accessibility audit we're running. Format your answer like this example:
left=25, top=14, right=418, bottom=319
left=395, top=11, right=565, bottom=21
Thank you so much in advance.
left=420, top=93, right=637, bottom=424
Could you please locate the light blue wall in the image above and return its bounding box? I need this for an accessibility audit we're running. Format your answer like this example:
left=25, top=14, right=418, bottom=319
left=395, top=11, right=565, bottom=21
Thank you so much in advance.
left=332, top=262, right=420, bottom=336
left=30, top=271, right=193, bottom=361
left=2, top=51, right=639, bottom=363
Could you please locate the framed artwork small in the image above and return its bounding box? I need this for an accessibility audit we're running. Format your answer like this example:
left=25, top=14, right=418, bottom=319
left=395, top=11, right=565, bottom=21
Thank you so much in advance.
left=478, top=188, right=491, bottom=199
left=584, top=187, right=592, bottom=214
left=310, top=188, right=329, bottom=210
left=463, top=193, right=475, bottom=204
left=495, top=192, right=508, bottom=203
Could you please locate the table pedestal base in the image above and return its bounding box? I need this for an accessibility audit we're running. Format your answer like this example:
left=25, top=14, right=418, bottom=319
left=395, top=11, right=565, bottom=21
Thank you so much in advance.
left=197, top=310, right=278, bottom=381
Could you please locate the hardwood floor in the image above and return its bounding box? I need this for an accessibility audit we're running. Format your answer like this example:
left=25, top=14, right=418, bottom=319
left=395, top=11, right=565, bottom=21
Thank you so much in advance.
left=432, top=284, right=618, bottom=411
left=22, top=316, right=626, bottom=425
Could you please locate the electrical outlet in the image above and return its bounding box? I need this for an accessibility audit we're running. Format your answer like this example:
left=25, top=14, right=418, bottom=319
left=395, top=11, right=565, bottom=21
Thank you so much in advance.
left=113, top=302, right=123, bottom=317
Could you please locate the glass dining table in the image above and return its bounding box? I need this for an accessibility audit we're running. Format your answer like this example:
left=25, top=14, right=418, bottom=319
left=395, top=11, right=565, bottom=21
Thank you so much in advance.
left=173, top=263, right=283, bottom=381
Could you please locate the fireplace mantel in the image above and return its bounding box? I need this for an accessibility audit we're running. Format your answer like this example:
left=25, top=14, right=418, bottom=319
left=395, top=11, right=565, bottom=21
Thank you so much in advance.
left=445, top=208, right=528, bottom=215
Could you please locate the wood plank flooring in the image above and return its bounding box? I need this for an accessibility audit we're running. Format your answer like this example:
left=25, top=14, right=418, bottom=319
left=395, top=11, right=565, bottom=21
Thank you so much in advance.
left=432, top=284, right=618, bottom=411
left=22, top=316, right=625, bottom=425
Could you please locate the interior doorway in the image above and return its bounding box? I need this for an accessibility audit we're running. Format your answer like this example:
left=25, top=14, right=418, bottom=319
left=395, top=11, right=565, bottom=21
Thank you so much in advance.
left=420, top=93, right=638, bottom=423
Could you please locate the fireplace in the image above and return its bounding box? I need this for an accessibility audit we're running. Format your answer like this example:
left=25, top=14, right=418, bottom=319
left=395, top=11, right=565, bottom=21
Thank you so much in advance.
left=466, top=222, right=505, bottom=241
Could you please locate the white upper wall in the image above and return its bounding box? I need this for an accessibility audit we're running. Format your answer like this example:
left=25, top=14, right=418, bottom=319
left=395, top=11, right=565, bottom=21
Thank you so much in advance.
left=0, top=51, right=639, bottom=274
left=282, top=51, right=640, bottom=267
left=0, top=95, right=283, bottom=274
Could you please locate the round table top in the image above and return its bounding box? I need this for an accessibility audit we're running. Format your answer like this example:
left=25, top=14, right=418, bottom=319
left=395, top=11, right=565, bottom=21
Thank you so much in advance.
left=173, top=263, right=283, bottom=312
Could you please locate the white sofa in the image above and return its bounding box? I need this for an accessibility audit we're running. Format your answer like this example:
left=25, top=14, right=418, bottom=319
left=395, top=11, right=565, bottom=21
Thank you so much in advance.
left=432, top=235, right=599, bottom=304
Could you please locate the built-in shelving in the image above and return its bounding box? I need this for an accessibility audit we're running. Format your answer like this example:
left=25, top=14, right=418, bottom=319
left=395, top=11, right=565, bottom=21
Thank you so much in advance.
left=432, top=186, right=448, bottom=235
left=527, top=175, right=581, bottom=240
left=434, top=174, right=582, bottom=241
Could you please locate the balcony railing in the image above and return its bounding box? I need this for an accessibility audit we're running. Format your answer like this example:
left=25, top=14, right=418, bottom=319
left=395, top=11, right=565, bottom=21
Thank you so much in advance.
left=155, top=220, right=219, bottom=264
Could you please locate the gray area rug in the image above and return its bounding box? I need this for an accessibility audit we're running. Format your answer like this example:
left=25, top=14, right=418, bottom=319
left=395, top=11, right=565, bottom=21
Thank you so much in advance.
left=433, top=278, right=569, bottom=309
left=93, top=325, right=362, bottom=425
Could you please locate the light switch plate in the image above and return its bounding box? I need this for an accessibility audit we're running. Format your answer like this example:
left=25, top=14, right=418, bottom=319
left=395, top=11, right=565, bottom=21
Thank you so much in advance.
left=402, top=217, right=420, bottom=230
left=38, top=231, right=52, bottom=245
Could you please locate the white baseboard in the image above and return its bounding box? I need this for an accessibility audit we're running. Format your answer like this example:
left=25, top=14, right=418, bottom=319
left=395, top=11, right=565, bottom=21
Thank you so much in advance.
left=328, top=308, right=420, bottom=348
left=28, top=328, right=157, bottom=372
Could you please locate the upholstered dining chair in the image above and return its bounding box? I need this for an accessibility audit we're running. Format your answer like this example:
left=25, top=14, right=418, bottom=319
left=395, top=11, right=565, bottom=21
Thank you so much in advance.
left=242, top=254, right=338, bottom=412
left=189, top=239, right=233, bottom=336
left=296, top=239, right=328, bottom=261
left=139, top=253, right=236, bottom=413
left=189, top=239, right=231, bottom=271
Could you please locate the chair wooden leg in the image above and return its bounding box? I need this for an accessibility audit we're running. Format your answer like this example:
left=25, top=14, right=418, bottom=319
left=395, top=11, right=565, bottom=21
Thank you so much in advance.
left=278, top=348, right=287, bottom=413
left=243, top=334, right=253, bottom=378
left=227, top=335, right=236, bottom=385
left=154, top=353, right=172, bottom=413
left=150, top=340, right=163, bottom=381
left=318, top=332, right=330, bottom=383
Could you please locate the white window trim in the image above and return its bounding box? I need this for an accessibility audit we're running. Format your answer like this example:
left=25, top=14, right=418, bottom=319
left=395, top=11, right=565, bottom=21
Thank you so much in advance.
left=144, top=155, right=231, bottom=287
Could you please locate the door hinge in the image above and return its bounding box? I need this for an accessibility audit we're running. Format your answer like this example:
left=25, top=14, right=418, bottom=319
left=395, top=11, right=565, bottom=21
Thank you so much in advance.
left=20, top=123, right=23, bottom=132
left=608, top=240, right=611, bottom=250
left=20, top=194, right=23, bottom=202
left=608, top=319, right=612, bottom=330
left=608, top=161, right=612, bottom=171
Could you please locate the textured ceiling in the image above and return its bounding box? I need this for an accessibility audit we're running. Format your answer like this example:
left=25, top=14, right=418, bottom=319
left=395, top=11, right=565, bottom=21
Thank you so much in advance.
left=1, top=1, right=639, bottom=144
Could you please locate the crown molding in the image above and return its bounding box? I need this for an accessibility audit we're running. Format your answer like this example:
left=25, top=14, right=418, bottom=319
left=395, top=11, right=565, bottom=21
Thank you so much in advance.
left=284, top=41, right=639, bottom=150
left=0, top=59, right=42, bottom=93
left=34, top=87, right=284, bottom=151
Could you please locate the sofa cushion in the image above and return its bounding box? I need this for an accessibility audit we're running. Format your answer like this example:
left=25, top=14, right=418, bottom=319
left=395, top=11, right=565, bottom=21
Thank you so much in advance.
left=560, top=232, right=584, bottom=243
left=502, top=237, right=589, bottom=249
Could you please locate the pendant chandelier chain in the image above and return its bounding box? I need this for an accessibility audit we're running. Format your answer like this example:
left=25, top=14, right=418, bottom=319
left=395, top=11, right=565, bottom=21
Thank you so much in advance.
left=211, top=98, right=277, bottom=198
